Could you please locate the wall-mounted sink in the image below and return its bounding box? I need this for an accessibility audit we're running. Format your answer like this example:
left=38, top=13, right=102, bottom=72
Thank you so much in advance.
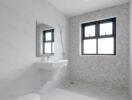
left=34, top=60, right=68, bottom=94
left=36, top=60, right=68, bottom=71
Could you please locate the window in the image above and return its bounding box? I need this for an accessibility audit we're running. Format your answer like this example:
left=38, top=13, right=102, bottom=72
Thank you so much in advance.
left=81, top=18, right=116, bottom=55
left=43, top=29, right=54, bottom=54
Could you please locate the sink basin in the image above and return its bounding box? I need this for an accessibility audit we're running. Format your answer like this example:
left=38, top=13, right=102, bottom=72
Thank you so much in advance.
left=33, top=60, right=68, bottom=93
left=36, top=60, right=68, bottom=71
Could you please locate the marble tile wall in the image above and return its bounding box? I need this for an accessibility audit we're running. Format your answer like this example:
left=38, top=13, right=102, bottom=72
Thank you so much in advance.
left=0, top=0, right=69, bottom=91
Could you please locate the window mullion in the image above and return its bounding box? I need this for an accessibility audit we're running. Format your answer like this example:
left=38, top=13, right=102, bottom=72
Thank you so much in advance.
left=81, top=25, right=84, bottom=55
left=113, top=18, right=116, bottom=55
left=43, top=32, right=45, bottom=54
left=96, top=22, right=99, bottom=54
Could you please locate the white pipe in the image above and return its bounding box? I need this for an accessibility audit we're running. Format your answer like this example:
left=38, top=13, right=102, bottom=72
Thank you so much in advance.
left=58, top=24, right=65, bottom=56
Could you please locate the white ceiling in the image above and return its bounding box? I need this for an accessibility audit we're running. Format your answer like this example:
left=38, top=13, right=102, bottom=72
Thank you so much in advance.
left=46, top=0, right=130, bottom=17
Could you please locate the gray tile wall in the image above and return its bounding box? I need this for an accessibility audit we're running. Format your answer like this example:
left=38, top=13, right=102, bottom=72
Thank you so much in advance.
left=69, top=3, right=129, bottom=88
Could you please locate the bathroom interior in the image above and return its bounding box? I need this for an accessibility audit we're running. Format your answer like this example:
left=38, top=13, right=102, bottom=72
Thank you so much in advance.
left=0, top=0, right=132, bottom=100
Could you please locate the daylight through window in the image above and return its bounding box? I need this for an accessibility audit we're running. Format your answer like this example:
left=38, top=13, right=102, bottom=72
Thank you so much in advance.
left=81, top=18, right=116, bottom=55
left=43, top=29, right=54, bottom=54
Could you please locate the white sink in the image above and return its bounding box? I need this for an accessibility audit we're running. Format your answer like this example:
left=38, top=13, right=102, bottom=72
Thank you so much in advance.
left=36, top=60, right=68, bottom=71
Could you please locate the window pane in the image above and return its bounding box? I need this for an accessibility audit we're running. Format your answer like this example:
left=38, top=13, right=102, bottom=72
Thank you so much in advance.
left=98, top=37, right=114, bottom=54
left=45, top=32, right=52, bottom=41
left=83, top=39, right=96, bottom=54
left=52, top=43, right=54, bottom=53
left=100, top=22, right=113, bottom=36
left=45, top=43, right=51, bottom=53
left=85, top=25, right=95, bottom=37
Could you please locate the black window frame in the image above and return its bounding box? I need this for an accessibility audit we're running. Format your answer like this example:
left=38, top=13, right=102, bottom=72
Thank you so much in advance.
left=81, top=18, right=116, bottom=55
left=43, top=29, right=54, bottom=54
